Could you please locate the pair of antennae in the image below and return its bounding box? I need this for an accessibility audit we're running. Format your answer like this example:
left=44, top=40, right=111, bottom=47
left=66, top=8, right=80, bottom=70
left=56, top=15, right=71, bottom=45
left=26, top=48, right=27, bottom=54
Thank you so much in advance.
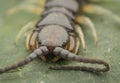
left=0, top=46, right=110, bottom=74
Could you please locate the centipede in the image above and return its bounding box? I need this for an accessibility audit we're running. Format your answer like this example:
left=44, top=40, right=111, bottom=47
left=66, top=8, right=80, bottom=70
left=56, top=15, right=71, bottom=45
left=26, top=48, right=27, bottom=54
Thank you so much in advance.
left=1, top=0, right=117, bottom=74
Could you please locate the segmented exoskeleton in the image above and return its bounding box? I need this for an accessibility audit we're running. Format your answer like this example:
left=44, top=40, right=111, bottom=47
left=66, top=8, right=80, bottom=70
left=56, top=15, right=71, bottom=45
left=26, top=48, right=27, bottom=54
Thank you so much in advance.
left=0, top=0, right=112, bottom=74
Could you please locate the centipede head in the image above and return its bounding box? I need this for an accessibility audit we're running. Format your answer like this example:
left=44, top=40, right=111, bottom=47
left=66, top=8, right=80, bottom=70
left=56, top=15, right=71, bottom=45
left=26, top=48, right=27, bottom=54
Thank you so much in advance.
left=38, top=25, right=69, bottom=52
left=37, top=25, right=110, bottom=73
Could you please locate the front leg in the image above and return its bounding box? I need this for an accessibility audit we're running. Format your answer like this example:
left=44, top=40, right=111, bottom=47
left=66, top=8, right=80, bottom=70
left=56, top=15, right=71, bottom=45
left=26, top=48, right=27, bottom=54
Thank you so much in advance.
left=26, top=30, right=38, bottom=51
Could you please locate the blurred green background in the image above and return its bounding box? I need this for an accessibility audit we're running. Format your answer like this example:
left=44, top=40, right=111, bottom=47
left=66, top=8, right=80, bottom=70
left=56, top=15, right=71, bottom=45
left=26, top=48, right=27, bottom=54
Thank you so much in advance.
left=0, top=0, right=120, bottom=83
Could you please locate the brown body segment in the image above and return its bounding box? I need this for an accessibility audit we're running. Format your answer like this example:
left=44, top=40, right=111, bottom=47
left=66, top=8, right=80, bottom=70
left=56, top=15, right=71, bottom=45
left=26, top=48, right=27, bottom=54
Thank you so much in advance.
left=41, top=7, right=75, bottom=20
left=36, top=13, right=74, bottom=30
left=46, top=0, right=79, bottom=12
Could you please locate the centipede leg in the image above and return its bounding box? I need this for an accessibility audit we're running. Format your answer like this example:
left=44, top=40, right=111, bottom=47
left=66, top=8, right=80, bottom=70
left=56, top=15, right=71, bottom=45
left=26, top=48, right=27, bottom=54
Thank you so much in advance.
left=26, top=0, right=46, bottom=7
left=76, top=16, right=98, bottom=44
left=5, top=4, right=44, bottom=16
left=75, top=25, right=86, bottom=50
left=15, top=20, right=37, bottom=44
left=82, top=4, right=120, bottom=23
left=27, top=30, right=38, bottom=51
left=75, top=38, right=80, bottom=54
left=26, top=32, right=33, bottom=50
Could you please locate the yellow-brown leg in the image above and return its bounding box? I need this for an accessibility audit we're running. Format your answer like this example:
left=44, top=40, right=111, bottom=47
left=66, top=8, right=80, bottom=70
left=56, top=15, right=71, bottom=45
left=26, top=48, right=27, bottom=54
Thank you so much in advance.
left=6, top=4, right=44, bottom=16
left=27, top=31, right=38, bottom=51
left=75, top=38, right=80, bottom=54
left=76, top=16, right=98, bottom=44
left=26, top=0, right=46, bottom=7
left=75, top=25, right=86, bottom=50
left=26, top=32, right=33, bottom=50
left=68, top=35, right=80, bottom=53
left=15, top=20, right=37, bottom=44
left=67, top=36, right=80, bottom=54
left=82, top=4, right=120, bottom=23
left=66, top=35, right=80, bottom=54
left=5, top=0, right=46, bottom=16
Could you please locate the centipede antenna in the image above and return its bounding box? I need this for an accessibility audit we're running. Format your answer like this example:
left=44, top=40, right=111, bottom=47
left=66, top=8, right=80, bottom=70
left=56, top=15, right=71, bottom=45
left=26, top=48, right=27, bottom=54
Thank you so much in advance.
left=0, top=53, right=37, bottom=74
left=0, top=46, right=49, bottom=74
left=51, top=47, right=110, bottom=72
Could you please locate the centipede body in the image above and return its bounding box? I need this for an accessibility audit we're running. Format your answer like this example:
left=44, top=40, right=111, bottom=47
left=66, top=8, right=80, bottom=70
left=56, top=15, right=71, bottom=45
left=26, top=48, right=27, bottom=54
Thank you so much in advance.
left=0, top=0, right=110, bottom=74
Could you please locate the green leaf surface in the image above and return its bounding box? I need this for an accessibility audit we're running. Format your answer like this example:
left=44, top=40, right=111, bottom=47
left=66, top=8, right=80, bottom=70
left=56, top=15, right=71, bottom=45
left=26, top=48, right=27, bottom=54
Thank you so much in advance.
left=0, top=0, right=120, bottom=83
